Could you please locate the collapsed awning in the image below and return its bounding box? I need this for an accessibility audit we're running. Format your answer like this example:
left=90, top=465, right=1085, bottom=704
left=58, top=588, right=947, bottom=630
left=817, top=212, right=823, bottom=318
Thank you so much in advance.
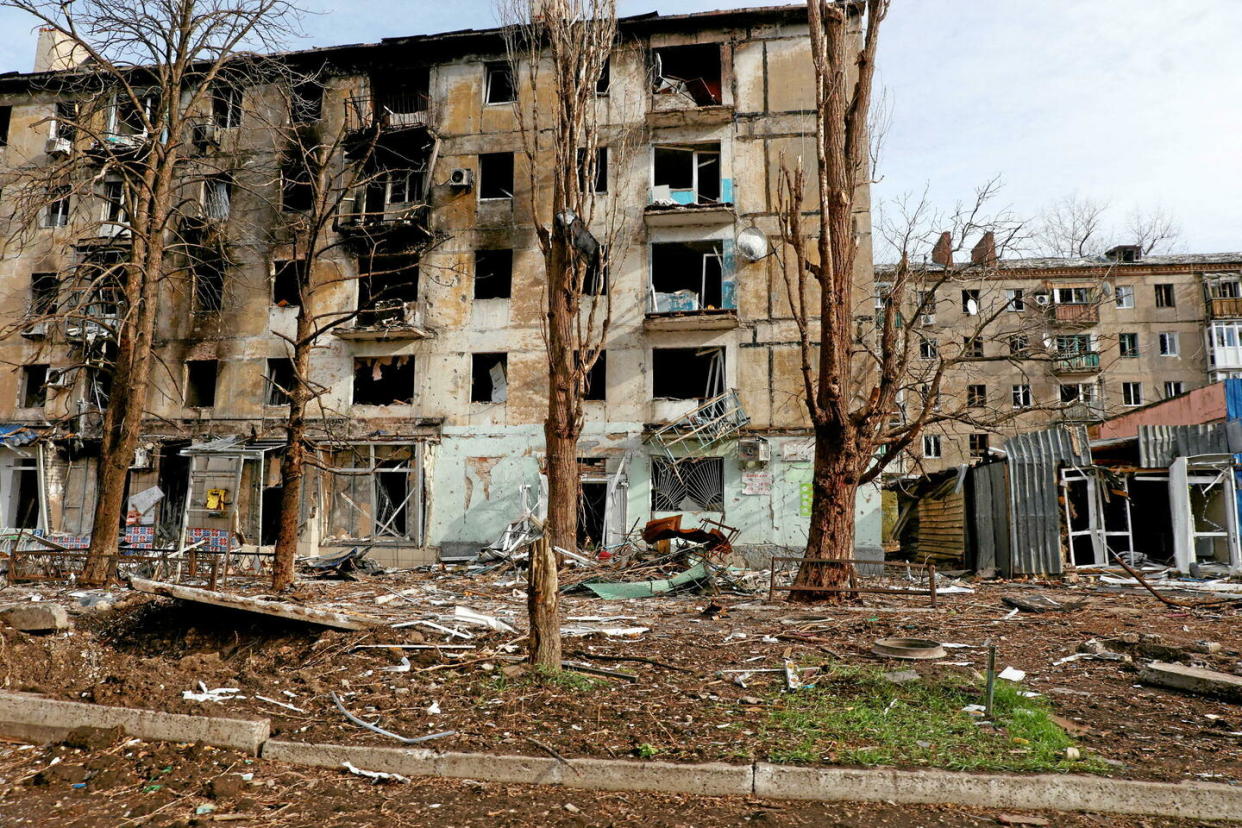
left=0, top=424, right=42, bottom=447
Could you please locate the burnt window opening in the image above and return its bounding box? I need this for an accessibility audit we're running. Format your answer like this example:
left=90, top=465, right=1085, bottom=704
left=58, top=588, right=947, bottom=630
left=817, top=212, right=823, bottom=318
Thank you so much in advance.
left=280, top=152, right=315, bottom=213
left=478, top=152, right=514, bottom=200
left=30, top=271, right=58, bottom=315
left=484, top=61, right=515, bottom=104
left=100, top=179, right=127, bottom=234
left=968, top=433, right=990, bottom=458
left=203, top=174, right=232, bottom=220
left=272, top=259, right=304, bottom=307
left=376, top=67, right=430, bottom=115
left=184, top=359, right=218, bottom=407
left=354, top=356, right=414, bottom=405
left=652, top=143, right=721, bottom=204
left=471, top=352, right=508, bottom=403
left=111, top=91, right=159, bottom=136
left=11, top=457, right=39, bottom=529
left=44, top=187, right=70, bottom=227
left=192, top=257, right=225, bottom=313
left=52, top=101, right=77, bottom=142
left=651, top=44, right=722, bottom=107
left=266, top=358, right=295, bottom=405
left=474, top=249, right=513, bottom=299
left=652, top=346, right=724, bottom=400
left=0, top=105, right=11, bottom=146
left=211, top=84, right=243, bottom=128
left=20, top=364, right=47, bottom=408
left=596, top=56, right=611, bottom=95
left=357, top=254, right=419, bottom=326
left=966, top=384, right=987, bottom=408
left=577, top=146, right=608, bottom=194
left=85, top=342, right=117, bottom=410
left=290, top=80, right=324, bottom=123
left=652, top=456, right=724, bottom=512
left=577, top=349, right=606, bottom=401
left=649, top=240, right=726, bottom=313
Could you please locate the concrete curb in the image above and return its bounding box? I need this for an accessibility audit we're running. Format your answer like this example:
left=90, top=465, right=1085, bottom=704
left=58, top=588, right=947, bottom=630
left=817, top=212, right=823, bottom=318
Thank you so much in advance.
left=4, top=697, right=1240, bottom=820
left=0, top=692, right=269, bottom=755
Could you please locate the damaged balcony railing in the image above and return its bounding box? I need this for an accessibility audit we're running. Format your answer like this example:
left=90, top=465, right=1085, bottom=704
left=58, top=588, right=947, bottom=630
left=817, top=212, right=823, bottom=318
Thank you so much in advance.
left=647, top=388, right=750, bottom=460
left=345, top=94, right=431, bottom=134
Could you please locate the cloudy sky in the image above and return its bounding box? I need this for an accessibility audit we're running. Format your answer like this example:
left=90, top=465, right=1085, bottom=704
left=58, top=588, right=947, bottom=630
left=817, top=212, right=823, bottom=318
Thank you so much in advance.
left=1, top=0, right=1238, bottom=254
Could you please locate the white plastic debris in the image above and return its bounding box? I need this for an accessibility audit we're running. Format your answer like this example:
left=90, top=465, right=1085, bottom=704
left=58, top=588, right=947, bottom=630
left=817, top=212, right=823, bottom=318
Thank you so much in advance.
left=426, top=700, right=441, bottom=715
left=182, top=682, right=245, bottom=703
left=255, top=695, right=306, bottom=713
left=381, top=657, right=412, bottom=673
left=998, top=667, right=1026, bottom=682
left=342, top=761, right=409, bottom=784
left=451, top=605, right=518, bottom=634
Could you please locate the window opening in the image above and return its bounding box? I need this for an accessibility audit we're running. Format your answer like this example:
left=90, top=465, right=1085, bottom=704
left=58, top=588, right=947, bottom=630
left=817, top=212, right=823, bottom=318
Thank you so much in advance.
left=272, top=259, right=303, bottom=306
left=357, top=254, right=418, bottom=326
left=474, top=249, right=513, bottom=299
left=484, top=61, right=515, bottom=104
left=266, top=358, right=294, bottom=405
left=651, top=44, right=722, bottom=106
left=652, top=346, right=724, bottom=400
left=649, top=240, right=727, bottom=313
left=1154, top=283, right=1175, bottom=308
left=20, top=365, right=47, bottom=408
left=471, top=353, right=508, bottom=403
left=354, top=356, right=414, bottom=405
left=478, top=152, right=514, bottom=199
left=651, top=456, right=723, bottom=511
left=185, top=360, right=218, bottom=407
left=652, top=143, right=720, bottom=205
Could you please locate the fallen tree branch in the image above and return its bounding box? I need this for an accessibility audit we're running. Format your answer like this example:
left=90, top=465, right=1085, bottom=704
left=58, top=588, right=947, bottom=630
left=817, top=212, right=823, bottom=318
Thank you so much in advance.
left=329, top=692, right=456, bottom=744
left=1108, top=551, right=1242, bottom=609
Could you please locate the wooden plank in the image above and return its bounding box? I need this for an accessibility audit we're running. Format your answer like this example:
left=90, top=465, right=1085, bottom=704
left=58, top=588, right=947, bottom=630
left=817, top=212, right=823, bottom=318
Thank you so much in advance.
left=129, top=577, right=384, bottom=631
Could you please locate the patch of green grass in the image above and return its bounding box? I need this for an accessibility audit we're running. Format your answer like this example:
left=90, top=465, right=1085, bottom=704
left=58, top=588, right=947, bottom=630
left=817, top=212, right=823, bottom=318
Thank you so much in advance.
left=635, top=743, right=661, bottom=759
left=762, top=664, right=1106, bottom=774
left=483, top=666, right=604, bottom=694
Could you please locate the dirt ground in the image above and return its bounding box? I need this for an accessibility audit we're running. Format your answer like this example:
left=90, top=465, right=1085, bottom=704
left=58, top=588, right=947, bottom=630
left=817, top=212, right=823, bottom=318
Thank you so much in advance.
left=1, top=568, right=1240, bottom=790
left=0, top=731, right=1219, bottom=827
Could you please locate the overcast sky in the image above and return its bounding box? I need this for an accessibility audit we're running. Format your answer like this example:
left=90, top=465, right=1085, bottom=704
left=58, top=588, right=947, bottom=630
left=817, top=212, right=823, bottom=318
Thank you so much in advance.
left=1, top=0, right=1238, bottom=254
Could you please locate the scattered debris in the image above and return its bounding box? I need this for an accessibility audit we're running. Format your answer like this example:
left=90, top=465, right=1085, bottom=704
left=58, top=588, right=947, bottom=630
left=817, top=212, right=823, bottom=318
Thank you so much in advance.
left=342, top=761, right=409, bottom=784
left=451, top=605, right=517, bottom=634
left=182, top=682, right=244, bottom=703
left=299, top=547, right=383, bottom=580
left=871, top=638, right=947, bottom=660
left=1001, top=594, right=1082, bottom=613
left=130, top=578, right=384, bottom=631
left=998, top=667, right=1026, bottom=682
left=882, top=669, right=920, bottom=685
left=381, top=657, right=412, bottom=673
left=330, top=692, right=457, bottom=744
left=997, top=815, right=1050, bottom=827
left=0, top=603, right=69, bottom=632
left=1138, top=661, right=1242, bottom=702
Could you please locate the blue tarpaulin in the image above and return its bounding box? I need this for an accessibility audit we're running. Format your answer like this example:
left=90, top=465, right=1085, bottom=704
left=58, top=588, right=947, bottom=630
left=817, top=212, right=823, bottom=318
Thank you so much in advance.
left=0, top=425, right=39, bottom=447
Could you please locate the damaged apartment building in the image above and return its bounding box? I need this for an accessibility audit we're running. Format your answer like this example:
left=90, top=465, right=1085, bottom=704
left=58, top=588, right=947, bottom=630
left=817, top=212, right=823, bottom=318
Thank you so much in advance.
left=0, top=6, right=883, bottom=567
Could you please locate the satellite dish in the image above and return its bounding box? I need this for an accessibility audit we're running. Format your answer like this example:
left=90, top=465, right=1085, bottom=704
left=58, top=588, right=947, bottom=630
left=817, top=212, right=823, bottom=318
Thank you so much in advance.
left=736, top=225, right=770, bottom=262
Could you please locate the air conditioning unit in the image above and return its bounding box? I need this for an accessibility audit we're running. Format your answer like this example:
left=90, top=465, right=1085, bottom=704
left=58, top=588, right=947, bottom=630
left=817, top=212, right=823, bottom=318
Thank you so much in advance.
left=99, top=222, right=129, bottom=238
left=448, top=168, right=474, bottom=189
left=45, top=368, right=72, bottom=388
left=738, top=436, right=770, bottom=467
left=20, top=320, right=47, bottom=339
left=1032, top=292, right=1051, bottom=306
left=920, top=313, right=936, bottom=327
left=45, top=136, right=72, bottom=157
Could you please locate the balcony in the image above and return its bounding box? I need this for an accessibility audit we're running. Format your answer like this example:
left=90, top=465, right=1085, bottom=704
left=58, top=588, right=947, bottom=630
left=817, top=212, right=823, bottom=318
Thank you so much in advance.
left=1211, top=296, right=1242, bottom=318
left=1049, top=303, right=1098, bottom=327
left=646, top=389, right=750, bottom=460
left=1059, top=401, right=1105, bottom=423
left=344, top=93, right=433, bottom=159
left=1051, top=351, right=1101, bottom=375
left=333, top=300, right=432, bottom=341
left=334, top=205, right=431, bottom=252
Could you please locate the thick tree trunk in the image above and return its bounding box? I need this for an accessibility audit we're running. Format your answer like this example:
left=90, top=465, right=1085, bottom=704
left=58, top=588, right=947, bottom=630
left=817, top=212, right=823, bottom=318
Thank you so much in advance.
left=271, top=298, right=315, bottom=590
left=527, top=533, right=561, bottom=668
left=788, top=429, right=859, bottom=603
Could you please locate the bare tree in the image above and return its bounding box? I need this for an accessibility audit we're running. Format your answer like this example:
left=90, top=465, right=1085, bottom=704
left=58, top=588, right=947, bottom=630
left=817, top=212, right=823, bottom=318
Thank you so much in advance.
left=1034, top=193, right=1109, bottom=258
left=1127, top=204, right=1181, bottom=255
left=0, top=0, right=301, bottom=585
left=499, top=0, right=629, bottom=669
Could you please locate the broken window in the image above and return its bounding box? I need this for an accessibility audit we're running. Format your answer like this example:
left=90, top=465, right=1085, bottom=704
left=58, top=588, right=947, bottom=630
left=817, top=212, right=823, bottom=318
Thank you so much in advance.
left=596, top=56, right=611, bottom=95
left=43, top=187, right=70, bottom=227
left=1165, top=381, right=1184, bottom=398
left=280, top=152, right=315, bottom=212
left=211, top=83, right=242, bottom=128
left=376, top=67, right=430, bottom=116
left=577, top=349, right=606, bottom=401
left=1119, top=332, right=1138, bottom=357
left=185, top=359, right=218, bottom=407
left=272, top=259, right=303, bottom=307
left=290, top=80, right=324, bottom=124
left=577, top=146, right=608, bottom=194
left=471, top=352, right=508, bottom=403
left=962, top=337, right=983, bottom=358
left=84, top=342, right=116, bottom=410
left=961, top=289, right=979, bottom=315
left=1008, top=334, right=1028, bottom=356
left=9, top=457, right=40, bottom=529
left=1004, top=288, right=1024, bottom=311
left=966, top=384, right=986, bottom=408
left=111, top=91, right=159, bottom=136
left=192, top=257, right=225, bottom=313
left=357, top=254, right=418, bottom=326
left=354, top=356, right=414, bottom=405
left=325, top=444, right=421, bottom=542
left=474, top=249, right=513, bottom=299
left=478, top=152, right=514, bottom=200
left=203, top=174, right=232, bottom=220
left=651, top=44, right=722, bottom=107
left=1012, top=384, right=1032, bottom=409
left=1122, top=381, right=1142, bottom=406
left=484, top=61, right=515, bottom=104
left=922, top=434, right=941, bottom=458
left=1054, top=287, right=1090, bottom=305
left=51, top=101, right=77, bottom=141
left=1115, top=285, right=1134, bottom=308
left=0, top=106, right=10, bottom=146
left=19, top=365, right=47, bottom=408
left=1059, top=382, right=1097, bottom=404
left=651, top=457, right=724, bottom=512
left=968, top=433, right=989, bottom=458
left=1159, top=331, right=1179, bottom=356
left=1154, top=283, right=1175, bottom=308
left=652, top=143, right=720, bottom=205
left=919, top=337, right=938, bottom=360
left=30, top=272, right=58, bottom=315
left=652, top=346, right=724, bottom=400
left=1055, top=334, right=1091, bottom=356
left=649, top=240, right=728, bottom=313
left=100, top=179, right=127, bottom=235
left=266, top=358, right=294, bottom=405
left=584, top=246, right=608, bottom=295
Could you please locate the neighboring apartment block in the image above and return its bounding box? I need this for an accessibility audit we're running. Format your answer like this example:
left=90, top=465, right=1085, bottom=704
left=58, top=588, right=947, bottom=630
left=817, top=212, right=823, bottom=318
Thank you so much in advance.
left=0, top=7, right=882, bottom=565
left=887, top=242, right=1242, bottom=469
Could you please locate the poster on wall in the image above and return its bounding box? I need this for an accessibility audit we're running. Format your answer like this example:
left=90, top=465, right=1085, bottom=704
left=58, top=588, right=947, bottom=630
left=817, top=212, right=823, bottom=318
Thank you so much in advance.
left=799, top=482, right=813, bottom=516
left=742, top=471, right=772, bottom=495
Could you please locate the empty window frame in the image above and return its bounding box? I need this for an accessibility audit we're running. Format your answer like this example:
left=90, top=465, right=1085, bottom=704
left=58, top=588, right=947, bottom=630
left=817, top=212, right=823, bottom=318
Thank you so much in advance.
left=649, top=240, right=727, bottom=313
left=110, top=91, right=158, bottom=136
left=478, top=152, right=514, bottom=200
left=474, top=249, right=513, bottom=299
left=290, top=80, right=324, bottom=124
left=919, top=337, right=938, bottom=360
left=1115, top=332, right=1138, bottom=358
left=1212, top=278, right=1242, bottom=299
left=272, top=259, right=304, bottom=306
left=1055, top=333, right=1092, bottom=356
left=203, top=174, right=232, bottom=220
left=577, top=349, right=606, bottom=401
left=8, top=456, right=39, bottom=529
left=1158, top=332, right=1179, bottom=356
left=584, top=245, right=608, bottom=295
left=357, top=254, right=419, bottom=326
left=19, top=364, right=47, bottom=408
left=1122, top=381, right=1143, bottom=407
left=0, top=105, right=10, bottom=146
left=192, top=258, right=225, bottom=313
left=266, top=358, right=295, bottom=405
left=1008, top=334, right=1029, bottom=356
left=652, top=143, right=721, bottom=205
left=99, top=179, right=127, bottom=234
left=651, top=456, right=724, bottom=511
left=1154, top=283, right=1175, bottom=308
left=966, top=384, right=987, bottom=408
left=1054, top=286, right=1090, bottom=304
left=961, top=289, right=979, bottom=314
left=1004, top=288, right=1024, bottom=312
left=1012, top=384, right=1032, bottom=409
left=211, top=84, right=243, bottom=128
left=1165, top=381, right=1184, bottom=398
left=922, top=434, right=942, bottom=458
left=30, top=271, right=58, bottom=315
left=484, top=61, right=516, bottom=104
left=577, top=146, right=608, bottom=194
left=325, top=444, right=422, bottom=543
left=968, top=433, right=990, bottom=458
left=596, top=56, right=611, bottom=95
left=1115, top=284, right=1134, bottom=308
left=651, top=44, right=722, bottom=106
left=652, top=346, right=724, bottom=400
left=50, top=101, right=77, bottom=142
left=354, top=356, right=414, bottom=405
left=280, top=153, right=315, bottom=212
left=962, top=337, right=984, bottom=358
left=184, top=360, right=218, bottom=407
left=43, top=187, right=70, bottom=227
left=1059, top=382, right=1098, bottom=404
left=471, top=352, right=508, bottom=403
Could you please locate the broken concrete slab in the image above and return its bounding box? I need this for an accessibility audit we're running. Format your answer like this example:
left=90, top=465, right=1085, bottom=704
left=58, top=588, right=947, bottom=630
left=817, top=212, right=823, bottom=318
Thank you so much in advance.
left=1, top=603, right=69, bottom=632
left=1139, top=661, right=1242, bottom=702
left=129, top=578, right=383, bottom=631
left=882, top=669, right=920, bottom=685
